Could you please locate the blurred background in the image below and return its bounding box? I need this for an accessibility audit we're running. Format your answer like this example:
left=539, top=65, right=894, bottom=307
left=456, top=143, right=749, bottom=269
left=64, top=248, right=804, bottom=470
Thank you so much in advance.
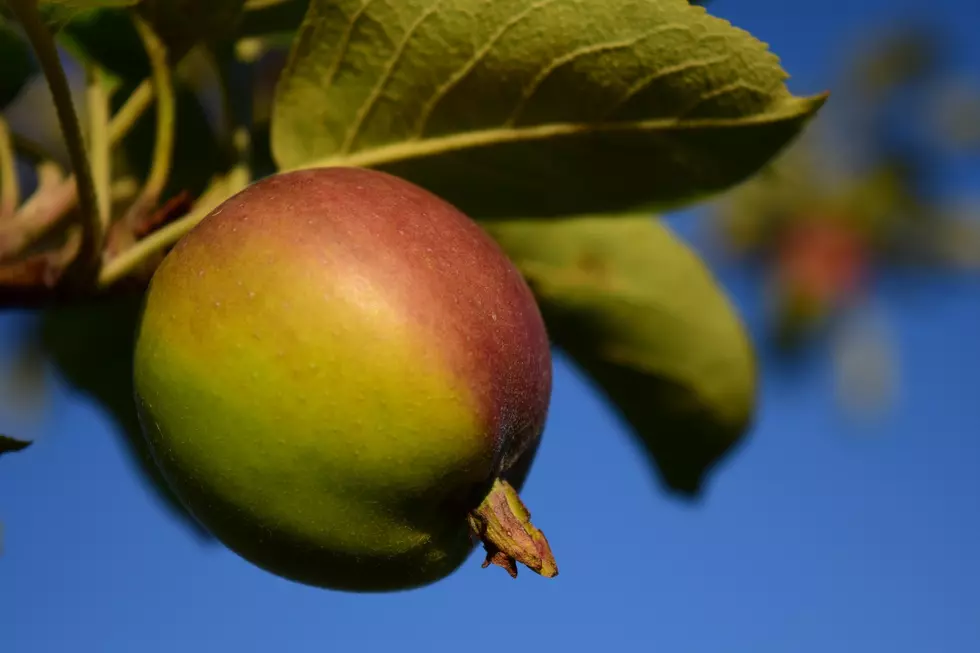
left=1, top=0, right=979, bottom=651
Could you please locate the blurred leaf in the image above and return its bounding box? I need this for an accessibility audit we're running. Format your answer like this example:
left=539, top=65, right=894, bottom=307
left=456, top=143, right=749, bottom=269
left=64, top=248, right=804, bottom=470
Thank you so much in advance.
left=39, top=0, right=138, bottom=6
left=272, top=0, right=825, bottom=219
left=137, top=0, right=246, bottom=56
left=238, top=0, right=307, bottom=37
left=59, top=8, right=149, bottom=79
left=0, top=1, right=139, bottom=32
left=0, top=16, right=36, bottom=108
left=847, top=25, right=940, bottom=100
left=832, top=303, right=898, bottom=419
left=40, top=296, right=214, bottom=541
left=56, top=1, right=247, bottom=81
left=0, top=434, right=32, bottom=457
left=484, top=215, right=757, bottom=495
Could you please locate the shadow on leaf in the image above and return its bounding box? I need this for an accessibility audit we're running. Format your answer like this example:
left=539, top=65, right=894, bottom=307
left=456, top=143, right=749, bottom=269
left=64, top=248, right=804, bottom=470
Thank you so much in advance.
left=484, top=214, right=757, bottom=497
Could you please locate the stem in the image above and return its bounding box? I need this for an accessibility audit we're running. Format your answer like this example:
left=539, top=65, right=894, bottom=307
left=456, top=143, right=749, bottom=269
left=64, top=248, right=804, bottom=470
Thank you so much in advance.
left=85, top=66, right=111, bottom=234
left=108, top=80, right=154, bottom=145
left=131, top=15, right=174, bottom=203
left=98, top=171, right=245, bottom=287
left=7, top=0, right=103, bottom=283
left=0, top=116, right=18, bottom=217
left=0, top=169, right=75, bottom=257
left=0, top=69, right=160, bottom=261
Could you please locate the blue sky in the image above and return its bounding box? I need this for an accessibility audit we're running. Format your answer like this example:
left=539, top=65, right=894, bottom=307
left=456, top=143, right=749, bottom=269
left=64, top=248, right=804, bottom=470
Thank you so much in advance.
left=2, top=1, right=979, bottom=651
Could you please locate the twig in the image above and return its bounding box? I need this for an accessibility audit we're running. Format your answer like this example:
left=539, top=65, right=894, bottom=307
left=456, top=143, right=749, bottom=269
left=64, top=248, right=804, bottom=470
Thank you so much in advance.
left=108, top=80, right=154, bottom=145
left=11, top=132, right=58, bottom=164
left=0, top=226, right=81, bottom=302
left=131, top=16, right=175, bottom=206
left=104, top=15, right=176, bottom=258
left=99, top=174, right=239, bottom=287
left=7, top=0, right=103, bottom=284
left=0, top=115, right=18, bottom=217
left=0, top=162, right=73, bottom=258
left=1, top=78, right=157, bottom=261
left=85, top=65, right=112, bottom=234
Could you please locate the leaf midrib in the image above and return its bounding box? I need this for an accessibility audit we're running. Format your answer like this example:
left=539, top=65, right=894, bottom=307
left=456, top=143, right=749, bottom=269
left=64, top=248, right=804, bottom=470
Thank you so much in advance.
left=290, top=92, right=827, bottom=171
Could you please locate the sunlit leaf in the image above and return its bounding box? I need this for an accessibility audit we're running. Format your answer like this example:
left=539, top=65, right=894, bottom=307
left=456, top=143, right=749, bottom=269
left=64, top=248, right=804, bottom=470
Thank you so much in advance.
left=272, top=0, right=825, bottom=219
left=484, top=214, right=757, bottom=495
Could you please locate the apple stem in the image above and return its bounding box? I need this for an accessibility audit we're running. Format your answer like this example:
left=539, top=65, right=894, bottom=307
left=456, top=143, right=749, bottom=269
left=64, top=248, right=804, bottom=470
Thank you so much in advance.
left=467, top=478, right=558, bottom=579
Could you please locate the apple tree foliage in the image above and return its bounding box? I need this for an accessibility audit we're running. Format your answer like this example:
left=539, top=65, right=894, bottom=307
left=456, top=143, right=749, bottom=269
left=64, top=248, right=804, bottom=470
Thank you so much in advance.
left=0, top=0, right=824, bottom=541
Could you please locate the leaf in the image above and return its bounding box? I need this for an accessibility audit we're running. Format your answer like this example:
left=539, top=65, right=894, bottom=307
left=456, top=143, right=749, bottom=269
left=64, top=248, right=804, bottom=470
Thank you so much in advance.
left=0, top=434, right=32, bottom=457
left=271, top=0, right=826, bottom=219
left=57, top=1, right=247, bottom=79
left=483, top=214, right=757, bottom=495
left=238, top=0, right=308, bottom=37
left=41, top=0, right=138, bottom=6
left=15, top=1, right=140, bottom=32
left=136, top=0, right=247, bottom=56
left=39, top=296, right=214, bottom=542
left=0, top=17, right=36, bottom=108
left=59, top=8, right=150, bottom=79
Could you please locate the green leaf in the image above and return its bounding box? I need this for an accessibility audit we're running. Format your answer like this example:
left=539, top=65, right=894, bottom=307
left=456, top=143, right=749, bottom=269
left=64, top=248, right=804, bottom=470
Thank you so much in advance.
left=58, top=1, right=247, bottom=80
left=59, top=8, right=149, bottom=80
left=137, top=0, right=247, bottom=56
left=483, top=214, right=757, bottom=495
left=0, top=16, right=36, bottom=108
left=40, top=296, right=214, bottom=542
left=0, top=434, right=32, bottom=457
left=41, top=0, right=138, bottom=6
left=271, top=0, right=826, bottom=219
left=15, top=1, right=140, bottom=32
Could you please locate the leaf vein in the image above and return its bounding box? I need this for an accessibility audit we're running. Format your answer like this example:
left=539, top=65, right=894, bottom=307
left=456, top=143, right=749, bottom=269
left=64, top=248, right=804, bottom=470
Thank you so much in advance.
left=676, top=80, right=769, bottom=119
left=293, top=96, right=822, bottom=172
left=413, top=0, right=560, bottom=139
left=603, top=53, right=732, bottom=119
left=340, top=0, right=447, bottom=154
left=505, top=23, right=690, bottom=127
left=318, top=0, right=376, bottom=93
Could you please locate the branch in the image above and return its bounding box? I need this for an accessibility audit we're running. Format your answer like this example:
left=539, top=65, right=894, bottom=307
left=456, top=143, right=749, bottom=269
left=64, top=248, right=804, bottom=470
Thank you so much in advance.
left=6, top=0, right=103, bottom=284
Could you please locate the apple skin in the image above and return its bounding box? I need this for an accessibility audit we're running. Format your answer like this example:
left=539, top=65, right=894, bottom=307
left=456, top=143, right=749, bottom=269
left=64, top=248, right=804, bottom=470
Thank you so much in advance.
left=132, top=167, right=552, bottom=592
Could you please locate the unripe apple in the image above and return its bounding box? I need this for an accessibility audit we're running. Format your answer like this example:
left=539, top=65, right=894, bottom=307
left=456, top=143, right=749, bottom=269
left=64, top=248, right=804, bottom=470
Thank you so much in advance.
left=133, top=167, right=556, bottom=592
